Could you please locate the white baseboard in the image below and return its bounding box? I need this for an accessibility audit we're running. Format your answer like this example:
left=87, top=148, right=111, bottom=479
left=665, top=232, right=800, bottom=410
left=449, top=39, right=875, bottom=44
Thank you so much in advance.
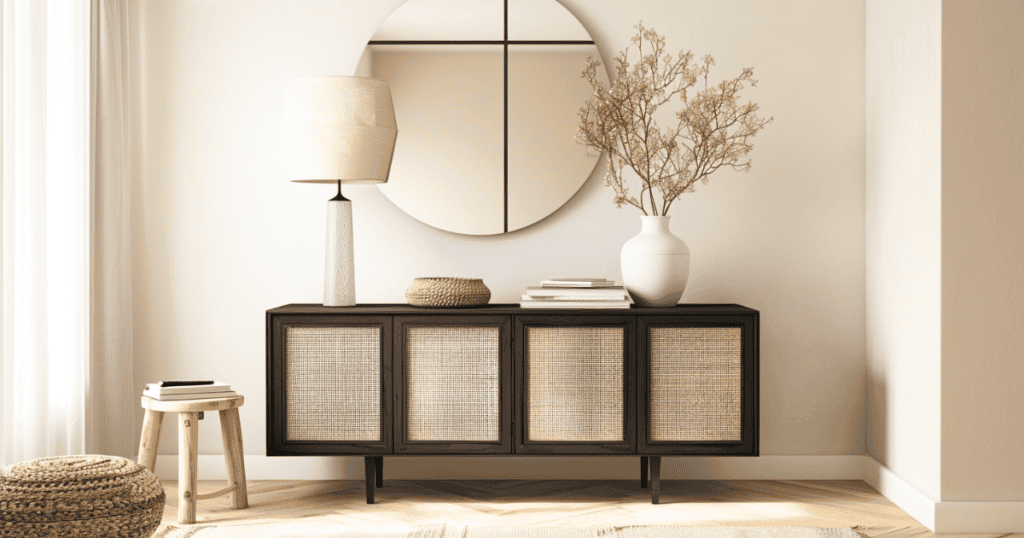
left=146, top=454, right=869, bottom=482
left=144, top=454, right=1023, bottom=533
left=860, top=456, right=1024, bottom=533
left=660, top=454, right=871, bottom=480
left=859, top=456, right=937, bottom=530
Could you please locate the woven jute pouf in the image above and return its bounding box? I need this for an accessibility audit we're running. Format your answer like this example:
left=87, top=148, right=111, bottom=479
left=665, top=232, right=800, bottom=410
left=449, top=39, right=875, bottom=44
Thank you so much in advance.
left=0, top=455, right=165, bottom=538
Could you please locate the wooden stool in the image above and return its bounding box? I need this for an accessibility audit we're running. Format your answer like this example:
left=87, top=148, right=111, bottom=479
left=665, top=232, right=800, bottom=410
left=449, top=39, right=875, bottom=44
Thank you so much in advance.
left=138, top=395, right=249, bottom=524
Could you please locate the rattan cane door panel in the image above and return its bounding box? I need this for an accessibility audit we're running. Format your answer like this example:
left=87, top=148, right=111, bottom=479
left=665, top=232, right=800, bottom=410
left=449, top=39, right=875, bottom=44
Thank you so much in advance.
left=637, top=316, right=759, bottom=456
left=285, top=326, right=382, bottom=441
left=267, top=314, right=392, bottom=455
left=515, top=316, right=636, bottom=454
left=649, top=327, right=742, bottom=441
left=527, top=327, right=622, bottom=441
left=407, top=327, right=500, bottom=441
left=394, top=316, right=512, bottom=454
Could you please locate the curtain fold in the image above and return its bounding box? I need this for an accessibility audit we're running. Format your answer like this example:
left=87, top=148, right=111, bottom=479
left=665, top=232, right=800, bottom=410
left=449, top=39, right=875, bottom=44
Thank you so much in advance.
left=90, top=0, right=134, bottom=459
left=1, top=0, right=134, bottom=467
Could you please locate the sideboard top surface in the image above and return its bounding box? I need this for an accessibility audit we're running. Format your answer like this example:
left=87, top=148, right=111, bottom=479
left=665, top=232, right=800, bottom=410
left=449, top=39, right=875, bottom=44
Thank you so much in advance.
left=268, top=303, right=758, bottom=316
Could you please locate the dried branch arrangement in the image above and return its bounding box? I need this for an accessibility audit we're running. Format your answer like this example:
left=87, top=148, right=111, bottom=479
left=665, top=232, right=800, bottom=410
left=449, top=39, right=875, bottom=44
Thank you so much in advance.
left=577, top=24, right=772, bottom=215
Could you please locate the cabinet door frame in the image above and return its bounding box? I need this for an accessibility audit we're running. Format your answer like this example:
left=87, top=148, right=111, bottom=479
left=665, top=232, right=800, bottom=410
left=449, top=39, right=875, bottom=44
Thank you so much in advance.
left=394, top=315, right=513, bottom=454
left=514, top=315, right=637, bottom=454
left=266, top=313, right=393, bottom=456
left=637, top=314, right=759, bottom=455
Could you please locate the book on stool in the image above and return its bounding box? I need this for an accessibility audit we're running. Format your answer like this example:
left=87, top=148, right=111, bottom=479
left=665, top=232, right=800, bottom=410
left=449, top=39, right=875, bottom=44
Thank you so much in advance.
left=143, top=380, right=237, bottom=401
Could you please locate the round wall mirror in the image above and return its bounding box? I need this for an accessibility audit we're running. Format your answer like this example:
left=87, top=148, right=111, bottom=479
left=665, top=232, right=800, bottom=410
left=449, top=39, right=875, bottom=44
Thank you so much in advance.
left=358, top=0, right=608, bottom=235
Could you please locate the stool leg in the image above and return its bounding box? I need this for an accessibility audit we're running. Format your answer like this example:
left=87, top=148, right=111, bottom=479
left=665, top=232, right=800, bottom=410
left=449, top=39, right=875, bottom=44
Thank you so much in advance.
left=219, top=407, right=249, bottom=509
left=138, top=409, right=164, bottom=472
left=179, top=412, right=199, bottom=524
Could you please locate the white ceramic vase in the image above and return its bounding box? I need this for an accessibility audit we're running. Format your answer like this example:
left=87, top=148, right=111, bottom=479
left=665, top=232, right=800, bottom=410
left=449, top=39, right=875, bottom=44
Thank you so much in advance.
left=620, top=216, right=690, bottom=307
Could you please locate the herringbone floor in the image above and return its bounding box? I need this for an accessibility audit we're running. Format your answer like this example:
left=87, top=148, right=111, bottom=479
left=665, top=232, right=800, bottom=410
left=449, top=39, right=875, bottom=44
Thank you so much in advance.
left=155, top=480, right=1021, bottom=538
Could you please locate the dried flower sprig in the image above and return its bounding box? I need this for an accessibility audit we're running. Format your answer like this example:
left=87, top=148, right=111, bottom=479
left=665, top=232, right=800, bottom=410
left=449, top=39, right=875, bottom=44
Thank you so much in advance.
left=577, top=23, right=772, bottom=216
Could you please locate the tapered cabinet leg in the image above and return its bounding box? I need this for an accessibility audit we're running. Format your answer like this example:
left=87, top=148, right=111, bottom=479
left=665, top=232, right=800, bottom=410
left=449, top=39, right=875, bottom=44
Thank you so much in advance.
left=640, top=456, right=649, bottom=489
left=364, top=456, right=376, bottom=504
left=219, top=408, right=249, bottom=509
left=375, top=456, right=383, bottom=488
left=179, top=412, right=199, bottom=524
left=138, top=409, right=164, bottom=472
left=650, top=456, right=662, bottom=504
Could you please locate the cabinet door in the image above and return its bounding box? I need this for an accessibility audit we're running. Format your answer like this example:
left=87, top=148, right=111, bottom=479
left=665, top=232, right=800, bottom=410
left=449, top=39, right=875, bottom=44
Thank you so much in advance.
left=394, top=316, right=512, bottom=454
left=637, top=315, right=758, bottom=455
left=267, top=315, right=392, bottom=455
left=515, top=316, right=636, bottom=454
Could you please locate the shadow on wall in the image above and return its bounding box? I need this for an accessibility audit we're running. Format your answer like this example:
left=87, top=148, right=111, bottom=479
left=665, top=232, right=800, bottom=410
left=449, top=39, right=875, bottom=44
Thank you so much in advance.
left=866, top=372, right=885, bottom=465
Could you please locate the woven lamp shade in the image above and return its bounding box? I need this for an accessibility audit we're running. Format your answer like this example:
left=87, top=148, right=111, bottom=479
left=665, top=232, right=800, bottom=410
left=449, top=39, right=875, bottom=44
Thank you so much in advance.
left=281, top=76, right=398, bottom=183
left=0, top=455, right=165, bottom=538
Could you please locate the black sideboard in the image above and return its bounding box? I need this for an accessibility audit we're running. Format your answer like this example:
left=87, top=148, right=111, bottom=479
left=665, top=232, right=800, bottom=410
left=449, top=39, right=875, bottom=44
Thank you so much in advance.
left=266, top=304, right=759, bottom=503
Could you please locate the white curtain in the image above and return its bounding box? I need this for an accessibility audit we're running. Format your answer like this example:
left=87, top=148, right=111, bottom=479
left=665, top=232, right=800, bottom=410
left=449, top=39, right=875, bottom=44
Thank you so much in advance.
left=90, top=0, right=134, bottom=459
left=1, top=0, right=134, bottom=467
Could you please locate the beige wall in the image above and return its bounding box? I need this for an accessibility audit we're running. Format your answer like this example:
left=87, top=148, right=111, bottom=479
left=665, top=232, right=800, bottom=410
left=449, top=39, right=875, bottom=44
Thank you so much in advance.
left=866, top=0, right=1024, bottom=504
left=132, top=0, right=867, bottom=468
left=940, top=0, right=1024, bottom=502
left=865, top=0, right=943, bottom=500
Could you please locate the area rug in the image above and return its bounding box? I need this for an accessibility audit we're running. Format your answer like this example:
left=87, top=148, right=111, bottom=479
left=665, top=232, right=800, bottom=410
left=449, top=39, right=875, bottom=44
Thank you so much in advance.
left=153, top=522, right=863, bottom=538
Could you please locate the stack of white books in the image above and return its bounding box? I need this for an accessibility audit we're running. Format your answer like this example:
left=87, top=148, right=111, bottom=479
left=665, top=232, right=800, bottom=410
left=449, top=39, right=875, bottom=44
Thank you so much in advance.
left=143, top=380, right=236, bottom=401
left=520, top=278, right=633, bottom=309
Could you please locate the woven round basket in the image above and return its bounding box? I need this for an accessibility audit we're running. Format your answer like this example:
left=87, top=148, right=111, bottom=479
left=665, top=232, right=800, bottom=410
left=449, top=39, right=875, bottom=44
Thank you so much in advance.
left=0, top=455, right=165, bottom=538
left=406, top=277, right=491, bottom=307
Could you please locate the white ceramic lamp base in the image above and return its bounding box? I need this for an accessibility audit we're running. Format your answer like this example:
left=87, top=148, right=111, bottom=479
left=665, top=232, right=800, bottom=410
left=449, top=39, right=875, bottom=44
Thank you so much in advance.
left=324, top=199, right=355, bottom=306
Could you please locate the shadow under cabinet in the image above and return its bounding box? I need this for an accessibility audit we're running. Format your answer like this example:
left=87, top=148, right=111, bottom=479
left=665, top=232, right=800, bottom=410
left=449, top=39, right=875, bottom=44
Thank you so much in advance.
left=266, top=304, right=759, bottom=504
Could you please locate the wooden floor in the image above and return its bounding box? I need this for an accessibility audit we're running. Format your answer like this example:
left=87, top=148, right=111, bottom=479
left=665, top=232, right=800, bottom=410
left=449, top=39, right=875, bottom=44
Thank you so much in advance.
left=155, top=479, right=1021, bottom=538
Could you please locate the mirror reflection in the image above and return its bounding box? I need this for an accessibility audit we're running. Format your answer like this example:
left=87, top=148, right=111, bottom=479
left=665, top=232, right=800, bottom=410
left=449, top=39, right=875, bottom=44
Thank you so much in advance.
left=362, top=0, right=607, bottom=235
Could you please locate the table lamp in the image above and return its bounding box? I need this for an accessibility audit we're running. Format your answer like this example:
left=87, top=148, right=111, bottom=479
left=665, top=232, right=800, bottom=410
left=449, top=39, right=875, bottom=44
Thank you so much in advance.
left=281, top=77, right=398, bottom=306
